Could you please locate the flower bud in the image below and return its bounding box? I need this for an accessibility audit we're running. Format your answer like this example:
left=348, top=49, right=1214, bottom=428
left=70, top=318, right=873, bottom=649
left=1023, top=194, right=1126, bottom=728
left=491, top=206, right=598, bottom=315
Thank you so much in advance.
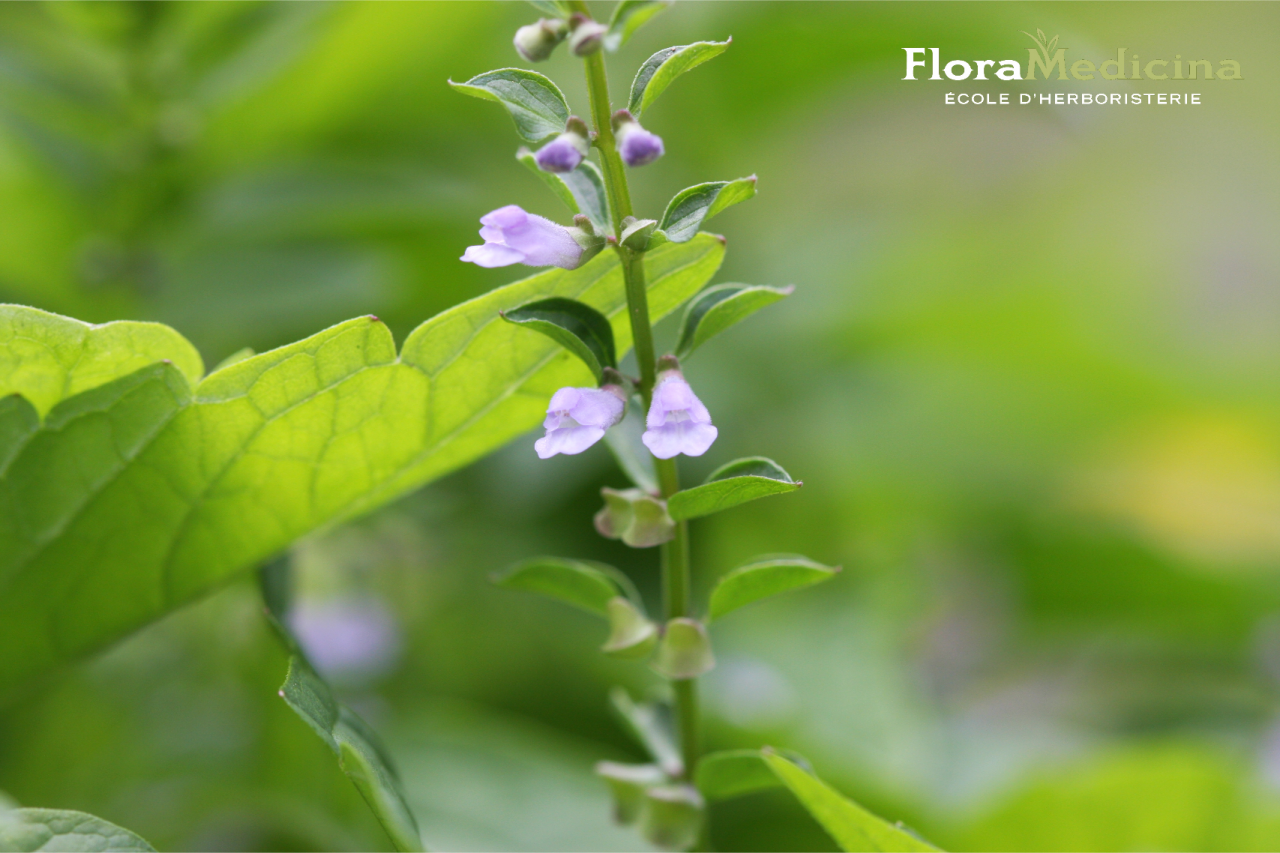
left=513, top=18, right=567, bottom=63
left=650, top=617, right=715, bottom=680
left=534, top=117, right=590, bottom=173
left=568, top=15, right=607, bottom=56
left=595, top=762, right=667, bottom=826
left=640, top=784, right=705, bottom=851
left=601, top=596, right=659, bottom=658
left=594, top=487, right=675, bottom=548
left=612, top=110, right=664, bottom=167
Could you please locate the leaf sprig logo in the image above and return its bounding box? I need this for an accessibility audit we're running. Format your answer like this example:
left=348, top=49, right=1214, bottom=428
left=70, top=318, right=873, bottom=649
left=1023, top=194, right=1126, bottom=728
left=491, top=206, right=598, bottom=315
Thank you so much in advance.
left=1023, top=28, right=1060, bottom=65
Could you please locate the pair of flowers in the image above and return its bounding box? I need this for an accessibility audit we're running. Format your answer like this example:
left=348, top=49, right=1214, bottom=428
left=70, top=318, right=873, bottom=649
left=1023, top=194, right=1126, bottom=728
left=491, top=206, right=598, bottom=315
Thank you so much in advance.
left=536, top=368, right=717, bottom=461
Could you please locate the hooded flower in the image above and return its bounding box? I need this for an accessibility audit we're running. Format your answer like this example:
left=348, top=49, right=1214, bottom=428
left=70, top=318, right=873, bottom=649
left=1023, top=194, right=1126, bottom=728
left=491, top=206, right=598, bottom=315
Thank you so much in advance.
left=536, top=385, right=626, bottom=458
left=641, top=368, right=717, bottom=459
left=613, top=111, right=664, bottom=168
left=535, top=118, right=590, bottom=173
left=462, top=205, right=585, bottom=269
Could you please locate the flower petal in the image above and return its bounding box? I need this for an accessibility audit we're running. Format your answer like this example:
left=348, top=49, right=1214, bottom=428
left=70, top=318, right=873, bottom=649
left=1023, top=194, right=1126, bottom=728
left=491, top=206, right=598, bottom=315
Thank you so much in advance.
left=480, top=204, right=528, bottom=229
left=536, top=425, right=606, bottom=458
left=503, top=213, right=584, bottom=269
left=569, top=387, right=625, bottom=429
left=461, top=242, right=525, bottom=267
left=642, top=421, right=718, bottom=459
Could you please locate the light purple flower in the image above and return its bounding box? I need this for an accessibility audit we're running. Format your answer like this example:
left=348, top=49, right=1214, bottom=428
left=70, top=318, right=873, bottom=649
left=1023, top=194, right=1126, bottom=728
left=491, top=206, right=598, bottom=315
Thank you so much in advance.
left=536, top=386, right=626, bottom=458
left=642, top=369, right=717, bottom=459
left=461, top=205, right=584, bottom=269
left=616, top=120, right=664, bottom=167
left=535, top=132, right=587, bottom=173
left=288, top=598, right=402, bottom=683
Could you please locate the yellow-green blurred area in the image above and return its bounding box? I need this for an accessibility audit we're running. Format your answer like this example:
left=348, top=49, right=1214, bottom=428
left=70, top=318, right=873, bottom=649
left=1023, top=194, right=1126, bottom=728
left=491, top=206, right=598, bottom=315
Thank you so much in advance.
left=2, top=1, right=1279, bottom=850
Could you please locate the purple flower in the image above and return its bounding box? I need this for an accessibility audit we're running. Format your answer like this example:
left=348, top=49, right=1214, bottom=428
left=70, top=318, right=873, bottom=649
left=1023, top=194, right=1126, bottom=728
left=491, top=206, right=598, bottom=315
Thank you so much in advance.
left=288, top=598, right=402, bottom=684
left=536, top=385, right=626, bottom=458
left=461, top=205, right=584, bottom=269
left=535, top=131, right=588, bottom=173
left=614, top=114, right=664, bottom=167
left=642, top=369, right=717, bottom=459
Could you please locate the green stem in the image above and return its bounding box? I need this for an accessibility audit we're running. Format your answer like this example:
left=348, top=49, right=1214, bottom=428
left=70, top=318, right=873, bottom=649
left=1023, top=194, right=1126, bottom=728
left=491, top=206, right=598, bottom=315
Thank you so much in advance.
left=574, top=13, right=700, bottom=785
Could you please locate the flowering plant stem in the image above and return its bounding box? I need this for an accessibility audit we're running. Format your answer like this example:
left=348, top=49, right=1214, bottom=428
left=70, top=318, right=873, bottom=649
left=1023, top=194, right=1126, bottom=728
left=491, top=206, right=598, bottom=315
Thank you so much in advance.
left=576, top=8, right=701, bottom=782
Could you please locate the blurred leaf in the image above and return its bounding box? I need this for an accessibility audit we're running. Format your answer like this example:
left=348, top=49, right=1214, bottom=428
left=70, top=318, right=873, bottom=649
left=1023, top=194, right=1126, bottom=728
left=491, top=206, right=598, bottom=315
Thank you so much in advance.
left=674, top=283, right=793, bottom=359
left=596, top=761, right=667, bottom=825
left=0, top=305, right=204, bottom=419
left=211, top=347, right=255, bottom=372
left=0, top=234, right=724, bottom=694
left=763, top=751, right=938, bottom=852
left=493, top=557, right=638, bottom=616
left=707, top=555, right=838, bottom=622
left=610, top=687, right=683, bottom=778
left=658, top=177, right=756, bottom=244
left=517, top=148, right=611, bottom=234
left=603, top=397, right=658, bottom=493
left=525, top=0, right=571, bottom=17
left=503, top=296, right=617, bottom=382
left=696, top=749, right=810, bottom=801
left=0, top=808, right=156, bottom=852
left=449, top=68, right=570, bottom=143
left=628, top=40, right=731, bottom=116
left=640, top=784, right=704, bottom=851
left=279, top=655, right=424, bottom=852
left=0, top=395, right=39, bottom=475
left=667, top=456, right=800, bottom=521
left=604, top=0, right=671, bottom=52
left=594, top=487, right=675, bottom=548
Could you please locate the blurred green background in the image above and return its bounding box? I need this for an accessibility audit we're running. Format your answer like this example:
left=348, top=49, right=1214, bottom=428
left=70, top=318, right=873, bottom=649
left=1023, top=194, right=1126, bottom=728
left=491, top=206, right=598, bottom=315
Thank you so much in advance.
left=2, top=2, right=1279, bottom=850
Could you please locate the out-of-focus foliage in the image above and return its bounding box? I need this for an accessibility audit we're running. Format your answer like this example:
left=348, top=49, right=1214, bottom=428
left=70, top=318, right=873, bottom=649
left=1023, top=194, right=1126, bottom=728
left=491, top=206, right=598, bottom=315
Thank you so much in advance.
left=1, top=2, right=1279, bottom=851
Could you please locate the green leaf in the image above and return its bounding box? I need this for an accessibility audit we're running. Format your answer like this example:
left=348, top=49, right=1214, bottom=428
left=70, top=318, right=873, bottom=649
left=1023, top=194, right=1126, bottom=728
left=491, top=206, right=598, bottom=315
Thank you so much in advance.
left=763, top=751, right=939, bottom=852
left=675, top=283, right=793, bottom=358
left=493, top=557, right=640, bottom=616
left=0, top=809, right=156, bottom=852
left=516, top=148, right=611, bottom=234
left=666, top=456, right=801, bottom=521
left=628, top=40, right=731, bottom=116
left=696, top=749, right=809, bottom=801
left=707, top=554, right=838, bottom=622
left=0, top=233, right=723, bottom=695
left=658, top=177, right=757, bottom=244
left=525, top=0, right=570, bottom=16
left=640, top=785, right=704, bottom=851
left=0, top=395, right=39, bottom=477
left=280, top=655, right=425, bottom=852
left=0, top=305, right=203, bottom=419
left=602, top=398, right=658, bottom=493
left=502, top=297, right=617, bottom=382
left=595, top=762, right=667, bottom=825
left=609, top=687, right=684, bottom=778
left=605, top=0, right=673, bottom=52
left=449, top=68, right=570, bottom=143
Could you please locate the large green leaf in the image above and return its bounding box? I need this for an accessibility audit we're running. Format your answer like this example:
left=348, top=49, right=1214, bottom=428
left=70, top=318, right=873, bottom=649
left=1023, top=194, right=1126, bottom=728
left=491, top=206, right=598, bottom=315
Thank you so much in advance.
left=707, top=555, right=839, bottom=622
left=628, top=40, right=731, bottom=116
left=763, top=751, right=939, bottom=852
left=674, top=283, right=793, bottom=358
left=0, top=808, right=156, bottom=852
left=279, top=655, right=425, bottom=852
left=658, top=177, right=757, bottom=244
left=449, top=68, right=570, bottom=143
left=0, top=235, right=723, bottom=695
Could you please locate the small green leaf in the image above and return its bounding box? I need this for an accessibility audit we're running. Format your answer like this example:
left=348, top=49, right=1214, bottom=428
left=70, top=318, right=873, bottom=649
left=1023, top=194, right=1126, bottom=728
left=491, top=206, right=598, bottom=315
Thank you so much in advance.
left=609, top=687, right=683, bottom=778
left=602, top=596, right=659, bottom=658
left=658, top=177, right=756, bottom=243
left=516, top=148, right=610, bottom=234
left=493, top=557, right=640, bottom=616
left=449, top=68, right=570, bottom=143
left=763, top=751, right=939, bottom=852
left=525, top=0, right=570, bottom=16
left=605, top=0, right=672, bottom=52
left=650, top=617, right=714, bottom=680
left=502, top=297, right=617, bottom=382
left=629, top=40, right=731, bottom=116
left=675, top=283, right=793, bottom=358
left=0, top=304, right=203, bottom=419
left=595, top=761, right=667, bottom=825
left=280, top=656, right=424, bottom=852
left=0, top=809, right=156, bottom=852
left=696, top=748, right=809, bottom=801
left=667, top=456, right=800, bottom=521
left=603, top=398, right=658, bottom=493
left=707, top=554, right=838, bottom=622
